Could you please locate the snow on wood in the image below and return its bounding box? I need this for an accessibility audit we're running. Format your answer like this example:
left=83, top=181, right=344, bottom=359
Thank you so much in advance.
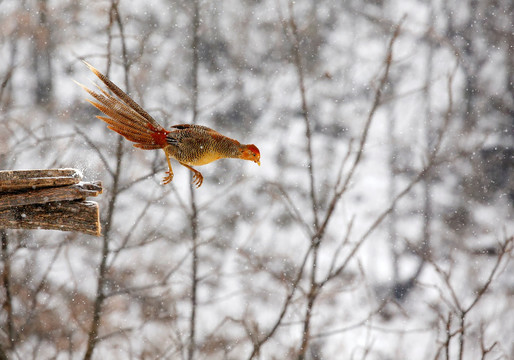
left=0, top=168, right=82, bottom=192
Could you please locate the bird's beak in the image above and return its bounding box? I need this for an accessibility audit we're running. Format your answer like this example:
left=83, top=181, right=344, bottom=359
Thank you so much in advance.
left=256, top=160, right=260, bottom=166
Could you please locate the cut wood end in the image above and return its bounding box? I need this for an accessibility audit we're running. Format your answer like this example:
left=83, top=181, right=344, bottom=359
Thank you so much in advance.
left=93, top=202, right=102, bottom=236
left=77, top=181, right=103, bottom=195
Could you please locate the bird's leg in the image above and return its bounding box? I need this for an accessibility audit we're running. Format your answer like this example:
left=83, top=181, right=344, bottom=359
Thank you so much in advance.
left=179, top=162, right=204, bottom=188
left=162, top=150, right=174, bottom=185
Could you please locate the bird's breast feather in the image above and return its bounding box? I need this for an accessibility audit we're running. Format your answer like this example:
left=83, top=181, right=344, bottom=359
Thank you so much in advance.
left=188, top=151, right=223, bottom=166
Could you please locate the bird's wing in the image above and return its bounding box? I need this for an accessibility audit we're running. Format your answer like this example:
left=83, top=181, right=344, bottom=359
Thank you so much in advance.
left=170, top=123, right=226, bottom=140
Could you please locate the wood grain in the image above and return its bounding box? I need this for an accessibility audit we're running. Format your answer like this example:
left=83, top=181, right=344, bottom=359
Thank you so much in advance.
left=0, top=168, right=82, bottom=192
left=0, top=181, right=102, bottom=210
left=0, top=201, right=101, bottom=236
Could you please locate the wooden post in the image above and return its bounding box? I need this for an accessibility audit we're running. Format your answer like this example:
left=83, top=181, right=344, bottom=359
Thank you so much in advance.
left=0, top=169, right=102, bottom=236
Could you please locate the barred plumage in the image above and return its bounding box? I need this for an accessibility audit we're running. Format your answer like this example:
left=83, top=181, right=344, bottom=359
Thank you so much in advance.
left=77, top=61, right=260, bottom=188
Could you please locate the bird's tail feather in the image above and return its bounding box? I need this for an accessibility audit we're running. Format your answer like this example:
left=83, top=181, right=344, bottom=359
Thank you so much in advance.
left=82, top=61, right=162, bottom=129
left=76, top=62, right=169, bottom=150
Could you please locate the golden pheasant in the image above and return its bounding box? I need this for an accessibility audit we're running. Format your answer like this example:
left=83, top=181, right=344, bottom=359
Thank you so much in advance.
left=76, top=62, right=260, bottom=188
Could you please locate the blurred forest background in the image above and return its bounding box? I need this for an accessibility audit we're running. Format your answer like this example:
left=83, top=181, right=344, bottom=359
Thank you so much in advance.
left=0, top=0, right=513, bottom=359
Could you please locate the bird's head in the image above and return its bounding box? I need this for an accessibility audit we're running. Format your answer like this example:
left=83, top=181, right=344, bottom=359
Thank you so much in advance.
left=240, top=144, right=260, bottom=166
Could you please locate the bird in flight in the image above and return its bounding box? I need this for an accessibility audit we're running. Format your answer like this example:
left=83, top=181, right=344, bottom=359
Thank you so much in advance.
left=76, top=61, right=260, bottom=188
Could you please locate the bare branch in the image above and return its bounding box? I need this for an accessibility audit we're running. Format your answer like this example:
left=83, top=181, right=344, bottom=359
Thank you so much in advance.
left=83, top=1, right=130, bottom=358
left=246, top=245, right=313, bottom=359
left=287, top=0, right=320, bottom=231
left=74, top=126, right=114, bottom=177
left=1, top=230, right=14, bottom=348
left=315, top=16, right=406, bottom=246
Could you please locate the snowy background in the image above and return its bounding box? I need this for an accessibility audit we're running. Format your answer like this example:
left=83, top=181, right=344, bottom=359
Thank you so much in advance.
left=0, top=0, right=513, bottom=359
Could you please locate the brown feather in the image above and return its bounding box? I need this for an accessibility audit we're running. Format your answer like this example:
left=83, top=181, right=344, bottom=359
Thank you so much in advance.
left=87, top=95, right=150, bottom=132
left=134, top=143, right=163, bottom=150
left=105, top=125, right=155, bottom=144
left=83, top=61, right=162, bottom=129
left=96, top=116, right=149, bottom=137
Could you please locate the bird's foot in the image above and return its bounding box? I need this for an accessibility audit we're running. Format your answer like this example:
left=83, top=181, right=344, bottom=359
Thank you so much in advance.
left=162, top=171, right=174, bottom=185
left=192, top=171, right=203, bottom=188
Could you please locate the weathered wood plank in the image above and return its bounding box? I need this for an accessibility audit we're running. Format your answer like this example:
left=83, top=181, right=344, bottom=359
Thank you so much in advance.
left=0, top=169, right=82, bottom=192
left=0, top=181, right=102, bottom=210
left=0, top=201, right=101, bottom=236
left=0, top=169, right=102, bottom=236
left=0, top=168, right=80, bottom=180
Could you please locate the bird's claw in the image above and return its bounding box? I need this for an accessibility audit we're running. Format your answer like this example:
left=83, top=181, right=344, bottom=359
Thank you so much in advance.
left=162, top=171, right=174, bottom=185
left=192, top=172, right=203, bottom=188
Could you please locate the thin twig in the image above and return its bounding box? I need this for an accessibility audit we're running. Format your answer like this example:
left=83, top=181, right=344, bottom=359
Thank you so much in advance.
left=18, top=242, right=65, bottom=341
left=74, top=126, right=114, bottom=177
left=463, top=237, right=512, bottom=315
left=83, top=1, right=129, bottom=358
left=315, top=16, right=406, bottom=246
left=106, top=199, right=154, bottom=267
left=287, top=1, right=320, bottom=232
left=299, top=17, right=406, bottom=359
left=268, top=182, right=314, bottom=238
left=187, top=1, right=201, bottom=359
left=0, top=33, right=17, bottom=108
left=246, top=245, right=313, bottom=359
